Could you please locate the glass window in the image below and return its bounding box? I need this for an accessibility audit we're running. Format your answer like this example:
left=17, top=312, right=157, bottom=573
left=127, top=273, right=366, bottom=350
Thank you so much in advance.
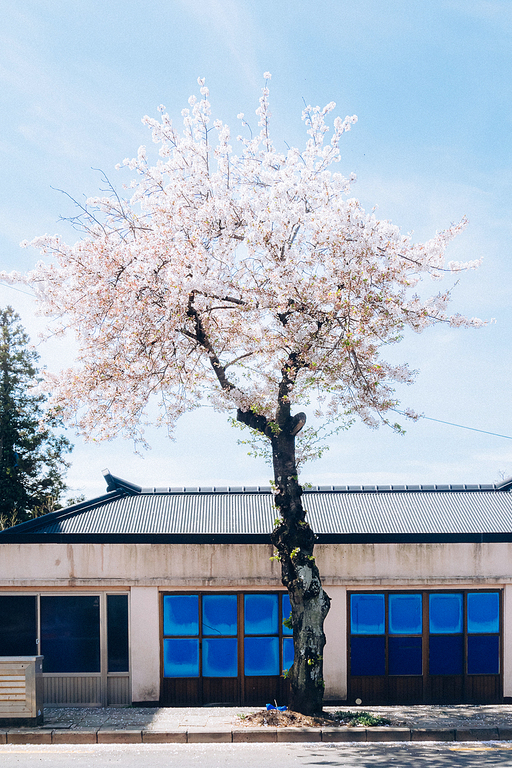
left=107, top=595, right=129, bottom=673
left=244, top=594, right=278, bottom=635
left=389, top=594, right=422, bottom=635
left=350, top=594, right=385, bottom=635
left=244, top=637, right=279, bottom=676
left=202, top=638, right=238, bottom=677
left=163, top=595, right=198, bottom=636
left=282, top=593, right=293, bottom=636
left=429, top=593, right=463, bottom=634
left=350, top=636, right=386, bottom=676
left=467, top=593, right=499, bottom=634
left=388, top=636, right=422, bottom=675
left=163, top=638, right=199, bottom=677
left=467, top=635, right=499, bottom=674
left=202, top=595, right=237, bottom=636
left=41, top=596, right=100, bottom=673
left=429, top=634, right=463, bottom=675
left=282, top=637, right=294, bottom=673
left=0, top=596, right=37, bottom=656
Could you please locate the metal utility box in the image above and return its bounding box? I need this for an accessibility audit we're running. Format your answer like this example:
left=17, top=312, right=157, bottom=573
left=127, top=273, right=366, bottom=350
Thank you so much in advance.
left=0, top=656, right=44, bottom=726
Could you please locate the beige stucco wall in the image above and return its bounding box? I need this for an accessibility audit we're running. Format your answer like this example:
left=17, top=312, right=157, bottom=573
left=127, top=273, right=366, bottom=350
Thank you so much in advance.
left=130, top=587, right=160, bottom=702
left=1, top=540, right=512, bottom=587
left=323, top=586, right=346, bottom=701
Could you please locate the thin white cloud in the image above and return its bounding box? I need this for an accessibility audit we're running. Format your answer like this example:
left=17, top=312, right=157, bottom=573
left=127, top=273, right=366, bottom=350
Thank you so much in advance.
left=176, top=0, right=262, bottom=90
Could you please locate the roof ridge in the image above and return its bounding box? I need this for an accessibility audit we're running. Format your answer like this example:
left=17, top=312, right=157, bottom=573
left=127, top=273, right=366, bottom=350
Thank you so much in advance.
left=134, top=483, right=504, bottom=494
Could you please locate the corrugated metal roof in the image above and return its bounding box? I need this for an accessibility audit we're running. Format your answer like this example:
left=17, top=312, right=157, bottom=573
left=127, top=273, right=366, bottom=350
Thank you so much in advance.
left=3, top=473, right=512, bottom=538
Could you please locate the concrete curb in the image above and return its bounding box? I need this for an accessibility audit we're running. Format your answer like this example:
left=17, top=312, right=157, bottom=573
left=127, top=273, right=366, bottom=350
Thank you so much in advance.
left=1, top=727, right=512, bottom=744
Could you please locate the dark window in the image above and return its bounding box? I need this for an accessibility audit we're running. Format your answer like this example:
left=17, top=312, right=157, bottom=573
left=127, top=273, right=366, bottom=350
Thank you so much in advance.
left=40, top=596, right=100, bottom=673
left=107, top=595, right=129, bottom=673
left=0, top=595, right=37, bottom=656
left=388, top=636, right=422, bottom=675
left=467, top=635, right=500, bottom=674
left=429, top=634, right=464, bottom=675
left=350, top=636, right=386, bottom=675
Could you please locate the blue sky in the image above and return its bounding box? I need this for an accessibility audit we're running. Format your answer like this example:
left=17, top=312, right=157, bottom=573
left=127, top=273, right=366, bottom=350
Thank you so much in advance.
left=1, top=0, right=511, bottom=498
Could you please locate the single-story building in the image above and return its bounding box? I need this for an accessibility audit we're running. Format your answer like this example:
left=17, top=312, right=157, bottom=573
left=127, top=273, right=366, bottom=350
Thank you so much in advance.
left=1, top=469, right=512, bottom=708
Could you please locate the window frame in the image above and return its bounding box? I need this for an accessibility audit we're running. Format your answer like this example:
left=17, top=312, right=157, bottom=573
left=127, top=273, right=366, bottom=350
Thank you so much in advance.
left=348, top=589, right=502, bottom=680
left=161, top=591, right=292, bottom=681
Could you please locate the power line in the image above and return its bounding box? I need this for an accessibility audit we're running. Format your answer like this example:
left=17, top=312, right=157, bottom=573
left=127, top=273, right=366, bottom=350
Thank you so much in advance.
left=394, top=410, right=512, bottom=441
left=0, top=282, right=35, bottom=297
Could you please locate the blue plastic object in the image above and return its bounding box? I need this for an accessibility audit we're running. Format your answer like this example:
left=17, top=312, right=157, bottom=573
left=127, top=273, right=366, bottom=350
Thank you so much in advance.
left=266, top=704, right=287, bottom=711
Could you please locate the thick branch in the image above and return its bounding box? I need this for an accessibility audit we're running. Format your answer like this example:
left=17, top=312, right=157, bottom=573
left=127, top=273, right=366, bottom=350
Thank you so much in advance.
left=236, top=407, right=270, bottom=436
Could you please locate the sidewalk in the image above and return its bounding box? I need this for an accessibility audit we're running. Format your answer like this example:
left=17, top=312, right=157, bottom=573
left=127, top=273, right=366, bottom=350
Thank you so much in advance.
left=3, top=704, right=512, bottom=744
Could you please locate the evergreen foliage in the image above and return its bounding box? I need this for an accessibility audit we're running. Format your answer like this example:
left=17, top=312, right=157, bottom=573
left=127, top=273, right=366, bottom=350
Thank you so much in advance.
left=0, top=307, right=72, bottom=526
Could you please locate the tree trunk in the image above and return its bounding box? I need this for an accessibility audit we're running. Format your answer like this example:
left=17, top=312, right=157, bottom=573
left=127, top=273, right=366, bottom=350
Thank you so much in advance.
left=270, top=428, right=331, bottom=715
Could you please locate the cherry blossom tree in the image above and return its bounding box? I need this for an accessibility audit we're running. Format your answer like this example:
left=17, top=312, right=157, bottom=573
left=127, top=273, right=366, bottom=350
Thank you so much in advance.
left=6, top=75, right=482, bottom=714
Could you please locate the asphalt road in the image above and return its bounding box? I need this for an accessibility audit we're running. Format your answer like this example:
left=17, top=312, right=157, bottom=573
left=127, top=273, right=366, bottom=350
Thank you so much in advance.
left=1, top=743, right=512, bottom=767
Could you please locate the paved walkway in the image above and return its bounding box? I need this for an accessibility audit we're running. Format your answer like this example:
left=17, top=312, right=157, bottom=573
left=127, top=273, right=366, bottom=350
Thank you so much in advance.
left=3, top=705, right=512, bottom=744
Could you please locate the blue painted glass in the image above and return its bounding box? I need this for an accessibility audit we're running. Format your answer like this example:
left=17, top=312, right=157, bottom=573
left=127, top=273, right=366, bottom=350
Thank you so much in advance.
left=388, top=636, right=422, bottom=675
left=429, top=635, right=463, bottom=675
left=350, top=594, right=385, bottom=635
left=282, top=593, right=293, bottom=635
left=163, top=638, right=199, bottom=677
left=350, top=636, right=385, bottom=675
left=202, top=595, right=237, bottom=636
left=163, top=595, right=199, bottom=636
left=467, top=635, right=499, bottom=674
left=429, top=593, right=463, bottom=634
left=244, top=594, right=278, bottom=635
left=202, top=638, right=238, bottom=677
left=282, top=638, right=294, bottom=673
left=244, top=637, right=279, bottom=676
left=389, top=594, right=422, bottom=635
left=467, top=593, right=499, bottom=634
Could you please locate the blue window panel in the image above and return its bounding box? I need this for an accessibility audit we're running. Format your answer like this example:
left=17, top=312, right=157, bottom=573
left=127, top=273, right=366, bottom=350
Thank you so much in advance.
left=429, top=635, right=463, bottom=675
left=468, top=635, right=500, bottom=674
left=202, top=595, right=237, bottom=636
left=282, top=637, right=294, bottom=673
left=467, top=593, right=500, bottom=634
left=350, top=636, right=385, bottom=676
left=202, top=638, right=238, bottom=677
left=244, top=594, right=278, bottom=635
left=282, top=593, right=293, bottom=636
left=388, top=636, right=422, bottom=675
left=350, top=594, right=385, bottom=635
left=389, top=594, right=422, bottom=635
left=163, top=638, right=199, bottom=677
left=163, top=595, right=199, bottom=636
left=244, top=637, right=279, bottom=676
left=429, top=593, right=463, bottom=634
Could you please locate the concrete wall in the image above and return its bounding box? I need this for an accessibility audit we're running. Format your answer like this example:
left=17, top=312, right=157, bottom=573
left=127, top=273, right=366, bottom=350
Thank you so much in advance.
left=1, top=541, right=512, bottom=587
left=1, top=540, right=511, bottom=702
left=130, top=587, right=160, bottom=702
left=323, top=586, right=346, bottom=700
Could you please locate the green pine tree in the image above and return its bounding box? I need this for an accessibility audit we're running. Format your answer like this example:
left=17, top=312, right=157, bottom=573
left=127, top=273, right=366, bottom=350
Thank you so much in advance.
left=0, top=307, right=73, bottom=526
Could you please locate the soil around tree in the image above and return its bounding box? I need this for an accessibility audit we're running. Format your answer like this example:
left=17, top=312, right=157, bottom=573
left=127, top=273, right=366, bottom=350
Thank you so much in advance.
left=235, top=709, right=395, bottom=728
